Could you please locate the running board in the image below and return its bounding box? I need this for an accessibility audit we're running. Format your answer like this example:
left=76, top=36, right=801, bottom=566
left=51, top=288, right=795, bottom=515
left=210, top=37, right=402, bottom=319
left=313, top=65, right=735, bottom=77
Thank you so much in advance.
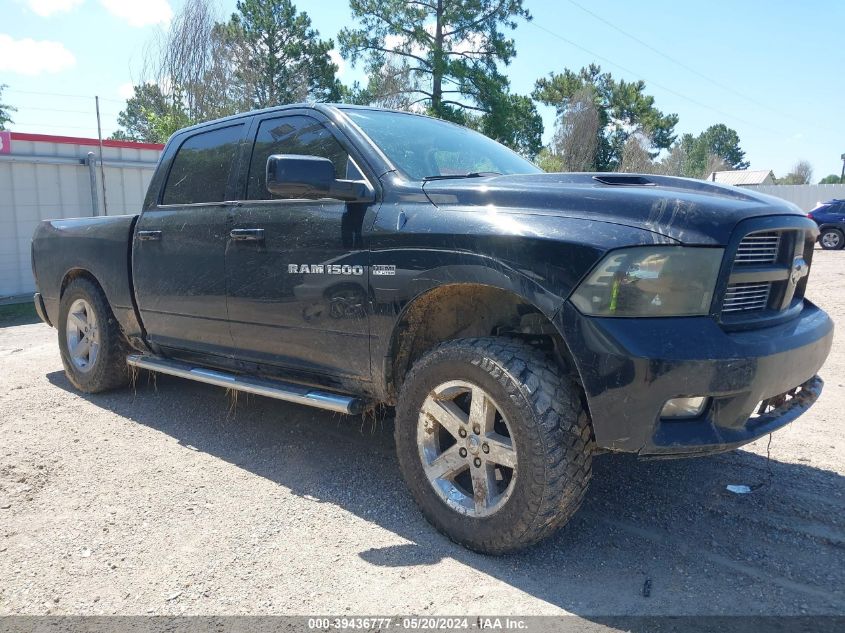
left=126, top=354, right=363, bottom=415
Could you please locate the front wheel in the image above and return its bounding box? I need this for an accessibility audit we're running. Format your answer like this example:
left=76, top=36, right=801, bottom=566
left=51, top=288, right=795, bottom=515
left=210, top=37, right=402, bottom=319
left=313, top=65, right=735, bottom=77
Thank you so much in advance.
left=819, top=228, right=844, bottom=250
left=395, top=337, right=594, bottom=554
left=58, top=277, right=130, bottom=393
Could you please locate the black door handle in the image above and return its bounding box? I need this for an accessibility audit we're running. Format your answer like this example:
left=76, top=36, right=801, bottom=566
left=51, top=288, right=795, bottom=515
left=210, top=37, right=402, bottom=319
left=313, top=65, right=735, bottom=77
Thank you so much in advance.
left=230, top=228, right=265, bottom=242
left=137, top=230, right=162, bottom=241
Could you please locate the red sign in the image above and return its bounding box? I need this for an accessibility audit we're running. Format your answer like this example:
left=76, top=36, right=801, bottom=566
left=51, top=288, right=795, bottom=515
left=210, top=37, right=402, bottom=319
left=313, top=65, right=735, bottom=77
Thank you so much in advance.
left=0, top=130, right=10, bottom=154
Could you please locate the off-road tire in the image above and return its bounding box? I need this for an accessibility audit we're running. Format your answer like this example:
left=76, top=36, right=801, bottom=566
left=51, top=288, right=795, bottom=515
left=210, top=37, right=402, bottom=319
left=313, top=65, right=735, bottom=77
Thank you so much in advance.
left=819, top=228, right=844, bottom=250
left=395, top=337, right=594, bottom=554
left=58, top=277, right=130, bottom=393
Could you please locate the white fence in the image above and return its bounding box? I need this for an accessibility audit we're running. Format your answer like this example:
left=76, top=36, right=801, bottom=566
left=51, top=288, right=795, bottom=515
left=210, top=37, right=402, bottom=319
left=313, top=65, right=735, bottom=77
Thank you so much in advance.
left=0, top=133, right=162, bottom=300
left=750, top=183, right=845, bottom=211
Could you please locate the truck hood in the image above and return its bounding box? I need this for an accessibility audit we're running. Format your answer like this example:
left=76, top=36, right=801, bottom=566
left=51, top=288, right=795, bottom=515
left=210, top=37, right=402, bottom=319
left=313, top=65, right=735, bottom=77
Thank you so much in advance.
left=422, top=173, right=803, bottom=245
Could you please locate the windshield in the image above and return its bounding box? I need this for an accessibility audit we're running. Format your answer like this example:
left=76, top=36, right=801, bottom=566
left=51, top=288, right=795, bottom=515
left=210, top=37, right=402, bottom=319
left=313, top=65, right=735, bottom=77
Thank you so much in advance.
left=343, top=109, right=541, bottom=181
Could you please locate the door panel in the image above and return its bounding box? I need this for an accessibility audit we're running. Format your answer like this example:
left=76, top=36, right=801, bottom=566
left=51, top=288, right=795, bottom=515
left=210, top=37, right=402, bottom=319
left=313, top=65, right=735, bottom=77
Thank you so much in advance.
left=133, top=205, right=234, bottom=354
left=226, top=201, right=371, bottom=379
left=132, top=122, right=244, bottom=356
left=225, top=113, right=372, bottom=381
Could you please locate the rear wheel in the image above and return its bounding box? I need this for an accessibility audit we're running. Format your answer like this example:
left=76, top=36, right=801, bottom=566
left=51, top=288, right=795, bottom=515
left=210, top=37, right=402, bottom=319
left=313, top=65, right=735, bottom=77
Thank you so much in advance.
left=820, top=228, right=844, bottom=250
left=58, top=277, right=130, bottom=393
left=395, top=337, right=593, bottom=554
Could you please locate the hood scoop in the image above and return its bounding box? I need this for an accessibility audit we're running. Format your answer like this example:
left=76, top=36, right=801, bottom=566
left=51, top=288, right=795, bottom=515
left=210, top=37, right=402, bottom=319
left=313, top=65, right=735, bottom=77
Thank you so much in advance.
left=592, top=174, right=656, bottom=186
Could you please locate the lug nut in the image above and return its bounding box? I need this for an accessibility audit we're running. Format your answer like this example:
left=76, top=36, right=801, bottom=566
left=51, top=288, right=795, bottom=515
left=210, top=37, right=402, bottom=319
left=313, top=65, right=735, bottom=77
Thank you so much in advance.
left=473, top=457, right=482, bottom=468
left=472, top=424, right=481, bottom=435
left=459, top=447, right=467, bottom=458
left=482, top=443, right=489, bottom=454
left=458, top=427, right=467, bottom=438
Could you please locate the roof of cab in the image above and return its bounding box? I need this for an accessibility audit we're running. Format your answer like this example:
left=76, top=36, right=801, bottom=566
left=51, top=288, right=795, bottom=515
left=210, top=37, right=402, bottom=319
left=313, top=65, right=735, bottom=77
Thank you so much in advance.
left=164, top=102, right=438, bottom=138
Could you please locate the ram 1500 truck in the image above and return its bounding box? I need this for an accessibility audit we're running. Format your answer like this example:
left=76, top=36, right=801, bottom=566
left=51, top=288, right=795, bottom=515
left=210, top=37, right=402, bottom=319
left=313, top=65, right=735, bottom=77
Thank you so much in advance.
left=31, top=104, right=833, bottom=553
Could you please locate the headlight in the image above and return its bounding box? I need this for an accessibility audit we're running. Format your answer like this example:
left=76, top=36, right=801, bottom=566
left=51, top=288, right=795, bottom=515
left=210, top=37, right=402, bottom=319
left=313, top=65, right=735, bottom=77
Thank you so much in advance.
left=571, top=246, right=724, bottom=317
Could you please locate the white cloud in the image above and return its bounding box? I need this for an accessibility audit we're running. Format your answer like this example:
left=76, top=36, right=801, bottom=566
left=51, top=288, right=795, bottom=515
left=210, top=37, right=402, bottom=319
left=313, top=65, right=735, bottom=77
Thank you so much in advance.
left=99, top=0, right=172, bottom=27
left=329, top=49, right=346, bottom=79
left=23, top=0, right=84, bottom=17
left=118, top=82, right=135, bottom=99
left=0, top=34, right=76, bottom=75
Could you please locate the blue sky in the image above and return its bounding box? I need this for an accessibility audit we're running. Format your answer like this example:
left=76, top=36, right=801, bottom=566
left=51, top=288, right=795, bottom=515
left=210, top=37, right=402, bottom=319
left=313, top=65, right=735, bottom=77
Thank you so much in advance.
left=2, top=0, right=843, bottom=179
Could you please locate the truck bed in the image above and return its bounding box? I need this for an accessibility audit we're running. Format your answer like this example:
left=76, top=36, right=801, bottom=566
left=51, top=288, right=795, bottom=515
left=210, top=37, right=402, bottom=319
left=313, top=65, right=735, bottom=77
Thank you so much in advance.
left=31, top=214, right=143, bottom=345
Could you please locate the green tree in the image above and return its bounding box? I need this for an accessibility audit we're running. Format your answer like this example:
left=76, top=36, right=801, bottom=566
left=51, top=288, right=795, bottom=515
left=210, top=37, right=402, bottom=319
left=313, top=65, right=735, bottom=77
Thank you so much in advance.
left=475, top=93, right=543, bottom=158
left=692, top=124, right=748, bottom=170
left=533, top=64, right=678, bottom=171
left=339, top=0, right=541, bottom=156
left=535, top=147, right=564, bottom=173
left=226, top=0, right=340, bottom=108
left=0, top=84, right=16, bottom=130
left=656, top=124, right=745, bottom=179
left=819, top=174, right=843, bottom=184
left=619, top=133, right=656, bottom=173
left=111, top=83, right=175, bottom=143
left=777, top=160, right=813, bottom=185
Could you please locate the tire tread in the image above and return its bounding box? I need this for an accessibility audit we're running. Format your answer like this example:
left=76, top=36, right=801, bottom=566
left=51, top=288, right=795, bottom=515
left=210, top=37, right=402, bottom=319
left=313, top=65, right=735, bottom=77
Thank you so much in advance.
left=396, top=336, right=594, bottom=554
left=58, top=277, right=130, bottom=393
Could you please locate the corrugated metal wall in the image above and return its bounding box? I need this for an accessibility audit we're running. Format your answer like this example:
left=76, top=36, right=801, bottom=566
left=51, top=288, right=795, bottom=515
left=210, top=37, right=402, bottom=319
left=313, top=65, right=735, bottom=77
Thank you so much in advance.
left=0, top=136, right=161, bottom=299
left=749, top=183, right=845, bottom=211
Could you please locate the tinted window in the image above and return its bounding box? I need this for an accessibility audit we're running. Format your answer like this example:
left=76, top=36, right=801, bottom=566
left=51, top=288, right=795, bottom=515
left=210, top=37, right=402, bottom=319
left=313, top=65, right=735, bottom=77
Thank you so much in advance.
left=246, top=116, right=349, bottom=200
left=344, top=109, right=540, bottom=180
left=162, top=125, right=243, bottom=205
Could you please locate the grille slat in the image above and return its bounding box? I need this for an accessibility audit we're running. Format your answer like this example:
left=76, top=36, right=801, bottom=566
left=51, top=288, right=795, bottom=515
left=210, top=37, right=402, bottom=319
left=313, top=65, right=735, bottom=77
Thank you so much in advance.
left=720, top=227, right=813, bottom=321
left=721, top=230, right=783, bottom=315
left=734, top=231, right=781, bottom=265
left=722, top=281, right=771, bottom=312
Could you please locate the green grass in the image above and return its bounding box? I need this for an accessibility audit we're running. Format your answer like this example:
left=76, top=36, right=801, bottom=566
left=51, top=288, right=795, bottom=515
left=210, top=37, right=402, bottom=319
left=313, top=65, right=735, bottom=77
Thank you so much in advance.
left=0, top=302, right=40, bottom=327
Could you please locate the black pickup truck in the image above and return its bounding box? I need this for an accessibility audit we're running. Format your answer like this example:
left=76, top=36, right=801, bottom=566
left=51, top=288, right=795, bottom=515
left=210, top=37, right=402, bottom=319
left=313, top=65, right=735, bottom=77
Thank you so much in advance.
left=32, top=104, right=833, bottom=553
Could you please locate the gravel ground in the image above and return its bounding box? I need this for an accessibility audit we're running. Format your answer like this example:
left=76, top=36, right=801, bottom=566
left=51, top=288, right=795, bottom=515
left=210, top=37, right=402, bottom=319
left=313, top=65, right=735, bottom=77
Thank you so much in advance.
left=0, top=249, right=843, bottom=619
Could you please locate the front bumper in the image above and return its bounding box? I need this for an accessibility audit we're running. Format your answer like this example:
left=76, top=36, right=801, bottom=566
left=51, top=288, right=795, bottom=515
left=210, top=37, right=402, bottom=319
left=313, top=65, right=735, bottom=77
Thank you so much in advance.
left=556, top=300, right=833, bottom=457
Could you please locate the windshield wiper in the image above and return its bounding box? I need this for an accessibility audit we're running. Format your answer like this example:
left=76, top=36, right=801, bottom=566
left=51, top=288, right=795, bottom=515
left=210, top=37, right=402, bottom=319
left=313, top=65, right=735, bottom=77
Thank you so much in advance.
left=422, top=171, right=502, bottom=181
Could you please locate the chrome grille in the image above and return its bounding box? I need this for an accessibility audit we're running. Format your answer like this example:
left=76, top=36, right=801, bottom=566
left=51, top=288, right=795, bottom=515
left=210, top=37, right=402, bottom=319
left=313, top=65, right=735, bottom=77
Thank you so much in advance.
left=722, top=282, right=771, bottom=313
left=720, top=224, right=814, bottom=323
left=734, top=231, right=781, bottom=264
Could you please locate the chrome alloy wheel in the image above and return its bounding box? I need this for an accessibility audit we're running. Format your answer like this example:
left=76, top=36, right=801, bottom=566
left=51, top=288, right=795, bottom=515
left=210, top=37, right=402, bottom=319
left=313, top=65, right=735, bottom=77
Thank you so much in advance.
left=821, top=231, right=841, bottom=249
left=417, top=380, right=518, bottom=517
left=65, top=298, right=100, bottom=372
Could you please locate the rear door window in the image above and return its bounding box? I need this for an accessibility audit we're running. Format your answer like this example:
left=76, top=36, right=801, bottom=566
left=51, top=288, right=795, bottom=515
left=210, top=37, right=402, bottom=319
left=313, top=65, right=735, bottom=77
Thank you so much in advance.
left=162, top=124, right=244, bottom=205
left=245, top=115, right=349, bottom=200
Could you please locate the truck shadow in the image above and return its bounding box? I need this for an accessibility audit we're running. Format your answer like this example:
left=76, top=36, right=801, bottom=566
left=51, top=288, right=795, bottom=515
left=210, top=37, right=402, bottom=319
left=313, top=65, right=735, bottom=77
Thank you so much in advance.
left=47, top=370, right=845, bottom=618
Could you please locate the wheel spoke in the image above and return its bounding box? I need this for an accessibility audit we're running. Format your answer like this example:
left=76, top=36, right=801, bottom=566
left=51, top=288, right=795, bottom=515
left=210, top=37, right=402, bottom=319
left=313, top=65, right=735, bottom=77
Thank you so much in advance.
left=471, top=463, right=497, bottom=513
left=418, top=379, right=519, bottom=518
left=73, top=336, right=91, bottom=360
left=421, top=397, right=468, bottom=440
left=469, top=387, right=496, bottom=433
left=484, top=433, right=517, bottom=469
left=424, top=445, right=466, bottom=480
left=69, top=311, right=87, bottom=331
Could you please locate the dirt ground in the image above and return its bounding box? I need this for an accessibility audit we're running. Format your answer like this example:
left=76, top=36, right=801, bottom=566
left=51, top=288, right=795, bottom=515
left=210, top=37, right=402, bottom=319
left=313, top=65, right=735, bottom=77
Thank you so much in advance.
left=0, top=249, right=843, bottom=620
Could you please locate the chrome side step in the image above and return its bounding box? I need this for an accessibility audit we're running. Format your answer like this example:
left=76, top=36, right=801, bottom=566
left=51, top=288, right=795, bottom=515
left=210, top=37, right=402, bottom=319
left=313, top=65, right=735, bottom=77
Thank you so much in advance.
left=126, top=354, right=363, bottom=415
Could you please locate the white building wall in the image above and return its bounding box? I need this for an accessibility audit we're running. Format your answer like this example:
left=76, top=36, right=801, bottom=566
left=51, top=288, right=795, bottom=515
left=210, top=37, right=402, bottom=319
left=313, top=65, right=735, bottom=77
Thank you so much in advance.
left=749, top=184, right=845, bottom=211
left=0, top=135, right=161, bottom=299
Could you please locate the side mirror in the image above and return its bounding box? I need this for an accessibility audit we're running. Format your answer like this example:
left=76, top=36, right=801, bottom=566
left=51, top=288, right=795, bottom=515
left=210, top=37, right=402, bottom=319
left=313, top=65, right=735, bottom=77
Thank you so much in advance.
left=266, top=154, right=374, bottom=203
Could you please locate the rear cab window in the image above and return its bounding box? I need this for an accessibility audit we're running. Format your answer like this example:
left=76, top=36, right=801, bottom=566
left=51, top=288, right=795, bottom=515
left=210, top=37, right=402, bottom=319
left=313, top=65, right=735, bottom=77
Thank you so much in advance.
left=161, top=124, right=244, bottom=205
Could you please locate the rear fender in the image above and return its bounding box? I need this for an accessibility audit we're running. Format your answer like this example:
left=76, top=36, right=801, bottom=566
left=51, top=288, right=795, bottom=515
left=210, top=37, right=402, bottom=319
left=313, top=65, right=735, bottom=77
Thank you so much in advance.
left=32, top=215, right=144, bottom=344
